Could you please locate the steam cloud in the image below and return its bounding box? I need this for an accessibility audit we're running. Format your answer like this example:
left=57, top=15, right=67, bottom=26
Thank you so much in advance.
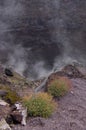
left=0, top=0, right=86, bottom=79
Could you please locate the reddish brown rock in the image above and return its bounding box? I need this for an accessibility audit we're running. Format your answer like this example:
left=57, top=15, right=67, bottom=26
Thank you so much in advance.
left=11, top=111, right=22, bottom=124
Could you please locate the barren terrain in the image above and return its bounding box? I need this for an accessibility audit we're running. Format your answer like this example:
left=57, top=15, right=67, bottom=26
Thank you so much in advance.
left=13, top=77, right=86, bottom=130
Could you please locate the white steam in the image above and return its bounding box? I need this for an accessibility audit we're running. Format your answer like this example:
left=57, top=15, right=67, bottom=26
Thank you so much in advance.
left=0, top=0, right=86, bottom=79
left=7, top=45, right=27, bottom=75
left=0, top=0, right=24, bottom=17
left=32, top=61, right=51, bottom=79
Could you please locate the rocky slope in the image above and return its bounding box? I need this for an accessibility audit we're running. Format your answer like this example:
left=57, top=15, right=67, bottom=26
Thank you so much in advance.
left=0, top=64, right=86, bottom=130
left=13, top=65, right=86, bottom=130
left=13, top=78, right=86, bottom=130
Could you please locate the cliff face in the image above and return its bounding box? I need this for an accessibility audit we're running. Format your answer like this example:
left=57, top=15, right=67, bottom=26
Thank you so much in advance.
left=0, top=0, right=86, bottom=78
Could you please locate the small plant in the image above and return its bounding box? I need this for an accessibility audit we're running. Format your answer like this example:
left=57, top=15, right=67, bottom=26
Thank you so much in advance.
left=4, top=89, right=21, bottom=104
left=47, top=77, right=71, bottom=97
left=0, top=83, right=21, bottom=104
left=23, top=92, right=56, bottom=118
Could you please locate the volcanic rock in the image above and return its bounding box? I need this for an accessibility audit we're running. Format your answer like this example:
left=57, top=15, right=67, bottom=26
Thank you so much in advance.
left=0, top=118, right=11, bottom=130
left=11, top=102, right=27, bottom=126
left=53, top=65, right=85, bottom=79
left=5, top=68, right=13, bottom=77
left=11, top=111, right=22, bottom=124
left=0, top=90, right=8, bottom=98
left=0, top=99, right=11, bottom=120
left=62, top=65, right=85, bottom=78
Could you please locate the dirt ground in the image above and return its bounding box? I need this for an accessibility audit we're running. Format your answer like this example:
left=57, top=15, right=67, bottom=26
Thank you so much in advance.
left=12, top=78, right=86, bottom=130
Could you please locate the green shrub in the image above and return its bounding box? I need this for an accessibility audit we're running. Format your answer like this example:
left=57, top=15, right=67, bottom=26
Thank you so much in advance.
left=23, top=92, right=56, bottom=118
left=0, top=84, right=21, bottom=104
left=47, top=77, right=70, bottom=97
left=4, top=89, right=21, bottom=104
